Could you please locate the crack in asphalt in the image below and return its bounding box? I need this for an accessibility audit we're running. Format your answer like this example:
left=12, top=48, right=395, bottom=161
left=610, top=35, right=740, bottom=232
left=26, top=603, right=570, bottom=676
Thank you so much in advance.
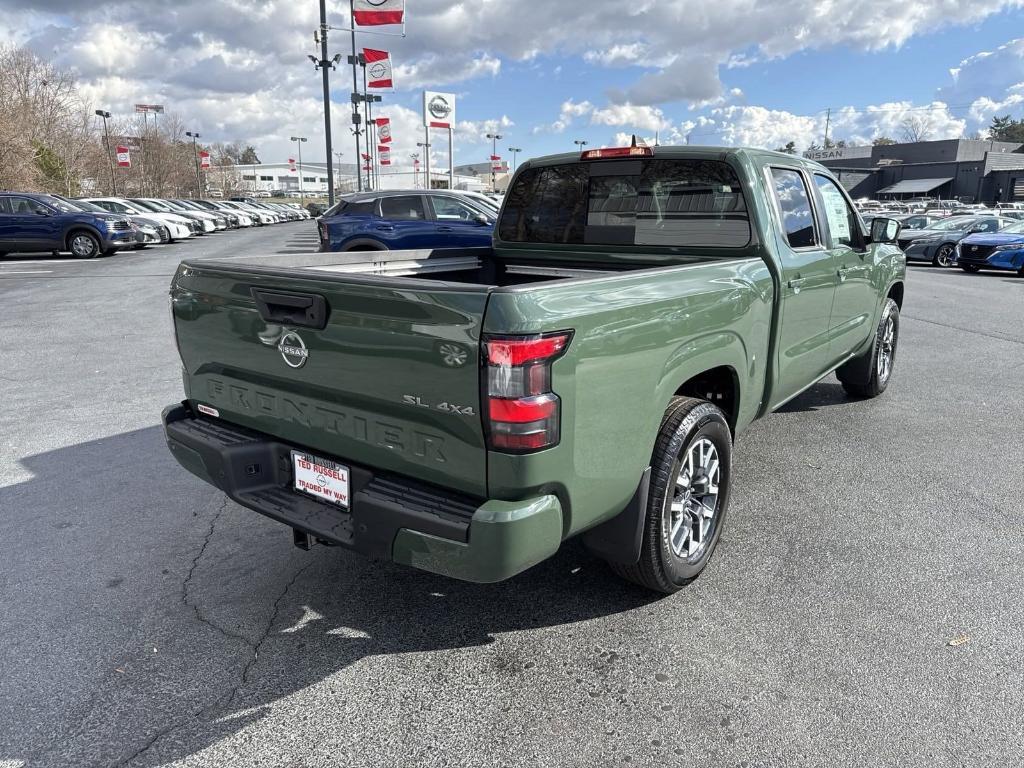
left=181, top=497, right=252, bottom=647
left=902, top=313, right=1024, bottom=346
left=115, top=521, right=315, bottom=767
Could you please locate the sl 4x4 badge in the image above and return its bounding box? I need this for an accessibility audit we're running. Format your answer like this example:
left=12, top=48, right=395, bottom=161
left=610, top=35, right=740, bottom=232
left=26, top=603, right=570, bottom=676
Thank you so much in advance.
left=403, top=395, right=475, bottom=416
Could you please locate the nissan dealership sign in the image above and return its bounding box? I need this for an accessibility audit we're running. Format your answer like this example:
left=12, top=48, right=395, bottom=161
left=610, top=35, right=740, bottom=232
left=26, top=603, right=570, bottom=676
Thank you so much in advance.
left=803, top=146, right=873, bottom=161
left=424, top=91, right=456, bottom=129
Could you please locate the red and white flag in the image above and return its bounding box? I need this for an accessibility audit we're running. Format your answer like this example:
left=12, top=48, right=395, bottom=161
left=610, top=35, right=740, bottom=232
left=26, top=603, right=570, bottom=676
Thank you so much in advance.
left=116, top=145, right=131, bottom=168
left=363, top=49, right=393, bottom=89
left=490, top=154, right=503, bottom=172
left=288, top=157, right=296, bottom=172
left=199, top=151, right=211, bottom=170
left=378, top=146, right=391, bottom=165
left=375, top=117, right=392, bottom=143
left=361, top=152, right=371, bottom=161
left=353, top=0, right=404, bottom=26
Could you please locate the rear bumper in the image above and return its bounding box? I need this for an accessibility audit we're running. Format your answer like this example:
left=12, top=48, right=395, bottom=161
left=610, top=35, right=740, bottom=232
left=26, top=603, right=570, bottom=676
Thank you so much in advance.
left=162, top=403, right=562, bottom=583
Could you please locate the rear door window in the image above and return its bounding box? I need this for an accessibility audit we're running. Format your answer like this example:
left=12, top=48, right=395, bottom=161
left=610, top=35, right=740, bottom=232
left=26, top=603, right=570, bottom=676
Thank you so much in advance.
left=769, top=168, right=817, bottom=249
left=499, top=159, right=750, bottom=247
left=431, top=195, right=484, bottom=221
left=379, top=196, right=425, bottom=220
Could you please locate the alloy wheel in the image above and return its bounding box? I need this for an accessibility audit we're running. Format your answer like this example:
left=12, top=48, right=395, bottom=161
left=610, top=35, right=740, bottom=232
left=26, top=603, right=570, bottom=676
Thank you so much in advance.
left=666, top=438, right=721, bottom=562
left=878, top=314, right=896, bottom=383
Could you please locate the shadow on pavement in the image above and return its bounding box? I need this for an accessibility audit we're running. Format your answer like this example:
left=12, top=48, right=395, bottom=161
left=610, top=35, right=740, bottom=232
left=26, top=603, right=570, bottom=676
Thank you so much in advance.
left=2, top=425, right=660, bottom=765
left=774, top=379, right=850, bottom=414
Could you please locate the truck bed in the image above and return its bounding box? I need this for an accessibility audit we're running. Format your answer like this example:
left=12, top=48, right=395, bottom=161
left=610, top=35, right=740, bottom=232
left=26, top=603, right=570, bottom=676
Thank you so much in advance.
left=186, top=246, right=733, bottom=289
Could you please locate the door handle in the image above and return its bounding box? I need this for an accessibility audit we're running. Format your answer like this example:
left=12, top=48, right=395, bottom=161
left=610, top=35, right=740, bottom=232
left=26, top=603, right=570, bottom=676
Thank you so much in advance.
left=437, top=225, right=453, bottom=232
left=375, top=224, right=395, bottom=232
left=788, top=277, right=807, bottom=294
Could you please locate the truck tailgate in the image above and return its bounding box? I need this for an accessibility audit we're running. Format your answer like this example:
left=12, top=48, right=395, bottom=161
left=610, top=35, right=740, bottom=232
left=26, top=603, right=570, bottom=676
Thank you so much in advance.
left=171, top=263, right=490, bottom=496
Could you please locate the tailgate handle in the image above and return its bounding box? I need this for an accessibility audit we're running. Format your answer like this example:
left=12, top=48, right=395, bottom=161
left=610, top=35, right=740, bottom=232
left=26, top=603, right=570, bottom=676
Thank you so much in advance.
left=250, top=289, right=329, bottom=330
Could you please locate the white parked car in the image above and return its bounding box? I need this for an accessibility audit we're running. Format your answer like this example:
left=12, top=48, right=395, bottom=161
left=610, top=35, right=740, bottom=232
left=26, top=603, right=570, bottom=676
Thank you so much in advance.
left=131, top=198, right=215, bottom=234
left=84, top=197, right=194, bottom=241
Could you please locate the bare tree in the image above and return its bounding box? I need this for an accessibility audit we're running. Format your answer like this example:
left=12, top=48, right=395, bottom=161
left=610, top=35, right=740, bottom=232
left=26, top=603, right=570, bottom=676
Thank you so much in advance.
left=900, top=115, right=933, bottom=143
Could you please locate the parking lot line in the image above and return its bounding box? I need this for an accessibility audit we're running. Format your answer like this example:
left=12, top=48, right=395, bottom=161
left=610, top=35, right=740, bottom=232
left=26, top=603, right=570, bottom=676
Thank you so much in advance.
left=0, top=270, right=54, bottom=274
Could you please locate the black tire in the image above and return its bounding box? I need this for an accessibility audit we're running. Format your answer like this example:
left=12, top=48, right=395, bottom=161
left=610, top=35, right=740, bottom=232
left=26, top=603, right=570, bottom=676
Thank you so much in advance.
left=933, top=243, right=955, bottom=267
left=609, top=397, right=732, bottom=594
left=67, top=230, right=100, bottom=259
left=960, top=264, right=980, bottom=273
left=101, top=247, right=118, bottom=257
left=837, top=297, right=899, bottom=398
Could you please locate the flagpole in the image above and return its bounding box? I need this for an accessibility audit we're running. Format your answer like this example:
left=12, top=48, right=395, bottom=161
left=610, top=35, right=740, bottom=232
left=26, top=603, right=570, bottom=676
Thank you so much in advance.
left=348, top=0, right=362, bottom=192
left=448, top=127, right=454, bottom=190
left=363, top=58, right=372, bottom=190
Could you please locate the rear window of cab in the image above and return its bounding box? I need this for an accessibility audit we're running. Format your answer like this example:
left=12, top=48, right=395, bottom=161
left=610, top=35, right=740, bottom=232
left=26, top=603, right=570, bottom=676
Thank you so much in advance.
left=498, top=159, right=751, bottom=248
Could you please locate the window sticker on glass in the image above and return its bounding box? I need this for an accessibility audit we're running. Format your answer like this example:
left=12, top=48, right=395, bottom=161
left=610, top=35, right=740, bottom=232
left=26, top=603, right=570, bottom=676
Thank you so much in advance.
left=818, top=180, right=852, bottom=243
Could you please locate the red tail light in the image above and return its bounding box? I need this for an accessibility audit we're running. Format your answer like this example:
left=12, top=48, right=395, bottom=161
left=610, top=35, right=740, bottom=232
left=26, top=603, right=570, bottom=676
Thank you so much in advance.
left=580, top=146, right=653, bottom=160
left=483, top=331, right=572, bottom=453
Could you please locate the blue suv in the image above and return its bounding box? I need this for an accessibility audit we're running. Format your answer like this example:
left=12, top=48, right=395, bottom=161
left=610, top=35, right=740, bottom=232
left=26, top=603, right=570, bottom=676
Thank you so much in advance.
left=0, top=192, right=135, bottom=259
left=318, top=190, right=495, bottom=252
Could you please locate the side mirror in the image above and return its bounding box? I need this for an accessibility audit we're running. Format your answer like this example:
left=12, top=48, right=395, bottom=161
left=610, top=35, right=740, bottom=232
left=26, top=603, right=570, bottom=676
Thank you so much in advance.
left=473, top=213, right=489, bottom=226
left=870, top=217, right=900, bottom=244
left=35, top=207, right=51, bottom=216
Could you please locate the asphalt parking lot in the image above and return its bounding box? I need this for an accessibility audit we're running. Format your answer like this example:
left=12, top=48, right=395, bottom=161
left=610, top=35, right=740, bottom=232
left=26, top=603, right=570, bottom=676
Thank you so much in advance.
left=2, top=223, right=1023, bottom=767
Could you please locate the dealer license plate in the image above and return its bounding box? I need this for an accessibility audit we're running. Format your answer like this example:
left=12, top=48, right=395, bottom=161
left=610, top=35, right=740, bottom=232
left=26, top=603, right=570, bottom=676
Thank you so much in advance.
left=291, top=451, right=350, bottom=508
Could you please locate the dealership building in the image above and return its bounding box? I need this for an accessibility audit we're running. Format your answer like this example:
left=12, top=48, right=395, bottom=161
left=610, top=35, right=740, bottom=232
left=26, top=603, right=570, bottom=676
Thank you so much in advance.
left=809, top=139, right=1024, bottom=203
left=221, top=160, right=493, bottom=195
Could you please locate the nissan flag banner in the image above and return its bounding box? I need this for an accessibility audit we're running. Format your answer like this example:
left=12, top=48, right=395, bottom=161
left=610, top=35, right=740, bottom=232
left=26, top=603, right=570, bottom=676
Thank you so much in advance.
left=288, top=158, right=296, bottom=172
left=116, top=145, right=131, bottom=168
left=490, top=154, right=502, bottom=172
left=353, top=0, right=405, bottom=26
left=375, top=117, right=392, bottom=143
left=378, top=146, right=391, bottom=166
left=423, top=91, right=456, bottom=129
left=199, top=151, right=211, bottom=170
left=363, top=49, right=393, bottom=89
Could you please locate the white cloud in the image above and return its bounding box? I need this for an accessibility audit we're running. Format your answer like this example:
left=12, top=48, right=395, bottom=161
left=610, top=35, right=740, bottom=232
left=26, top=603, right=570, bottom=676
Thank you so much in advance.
left=535, top=99, right=594, bottom=134
left=591, top=103, right=670, bottom=132
left=583, top=43, right=650, bottom=67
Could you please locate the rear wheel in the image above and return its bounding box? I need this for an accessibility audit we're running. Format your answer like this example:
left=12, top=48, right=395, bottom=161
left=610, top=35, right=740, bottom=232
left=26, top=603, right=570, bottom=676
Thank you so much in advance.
left=838, top=298, right=899, bottom=398
left=67, top=230, right=100, bottom=259
left=933, top=243, right=955, bottom=267
left=609, top=397, right=732, bottom=594
left=960, top=264, right=980, bottom=273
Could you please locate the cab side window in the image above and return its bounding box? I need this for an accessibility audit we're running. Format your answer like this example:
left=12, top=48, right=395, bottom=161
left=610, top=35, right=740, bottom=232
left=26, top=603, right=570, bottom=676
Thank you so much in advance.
left=813, top=174, right=862, bottom=249
left=769, top=168, right=816, bottom=249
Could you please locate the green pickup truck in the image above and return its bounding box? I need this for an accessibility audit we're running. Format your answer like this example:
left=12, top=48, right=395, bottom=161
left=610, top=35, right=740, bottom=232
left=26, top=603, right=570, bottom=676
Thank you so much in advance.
left=163, top=145, right=906, bottom=593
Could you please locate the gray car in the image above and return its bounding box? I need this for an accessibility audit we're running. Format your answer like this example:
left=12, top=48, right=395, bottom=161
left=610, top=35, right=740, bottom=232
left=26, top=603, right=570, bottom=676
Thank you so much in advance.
left=897, top=215, right=1011, bottom=267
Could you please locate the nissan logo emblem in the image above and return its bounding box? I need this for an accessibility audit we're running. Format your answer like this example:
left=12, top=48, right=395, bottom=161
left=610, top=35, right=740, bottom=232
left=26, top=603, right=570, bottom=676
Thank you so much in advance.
left=428, top=95, right=451, bottom=120
left=278, top=331, right=309, bottom=369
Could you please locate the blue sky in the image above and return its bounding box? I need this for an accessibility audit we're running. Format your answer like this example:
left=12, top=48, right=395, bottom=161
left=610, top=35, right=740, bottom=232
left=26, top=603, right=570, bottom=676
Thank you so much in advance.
left=4, top=1, right=1024, bottom=168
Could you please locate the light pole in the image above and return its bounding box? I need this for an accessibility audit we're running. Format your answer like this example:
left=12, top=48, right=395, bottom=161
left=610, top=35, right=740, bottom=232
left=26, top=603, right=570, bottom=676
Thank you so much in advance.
left=574, top=139, right=588, bottom=152
left=95, top=110, right=116, bottom=195
left=307, top=0, right=340, bottom=206
left=291, top=136, right=308, bottom=205
left=486, top=132, right=502, bottom=191
left=417, top=140, right=431, bottom=190
left=508, top=146, right=522, bottom=174
left=333, top=150, right=345, bottom=194
left=186, top=131, right=202, bottom=197
left=410, top=153, right=419, bottom=188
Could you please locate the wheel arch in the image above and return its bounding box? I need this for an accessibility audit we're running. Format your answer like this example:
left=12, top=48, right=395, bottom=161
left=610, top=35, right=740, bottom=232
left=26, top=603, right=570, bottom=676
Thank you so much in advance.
left=887, top=280, right=904, bottom=309
left=672, top=365, right=741, bottom=436
left=341, top=237, right=388, bottom=252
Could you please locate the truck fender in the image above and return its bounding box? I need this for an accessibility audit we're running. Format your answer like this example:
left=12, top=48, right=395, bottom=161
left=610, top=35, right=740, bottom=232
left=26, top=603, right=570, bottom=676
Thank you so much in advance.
left=581, top=467, right=650, bottom=565
left=655, top=331, right=749, bottom=435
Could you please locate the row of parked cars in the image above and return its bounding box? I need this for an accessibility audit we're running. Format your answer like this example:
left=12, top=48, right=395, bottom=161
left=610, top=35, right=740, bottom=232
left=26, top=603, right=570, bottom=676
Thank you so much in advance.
left=0, top=192, right=309, bottom=259
left=860, top=209, right=1024, bottom=275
